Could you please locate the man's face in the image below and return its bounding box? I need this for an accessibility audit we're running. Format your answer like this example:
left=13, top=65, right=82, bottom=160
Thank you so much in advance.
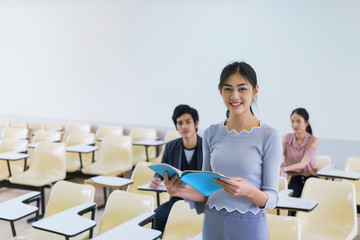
left=176, top=113, right=198, bottom=139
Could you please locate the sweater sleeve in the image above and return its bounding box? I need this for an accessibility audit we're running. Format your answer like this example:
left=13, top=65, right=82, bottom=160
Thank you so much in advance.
left=261, top=129, right=282, bottom=210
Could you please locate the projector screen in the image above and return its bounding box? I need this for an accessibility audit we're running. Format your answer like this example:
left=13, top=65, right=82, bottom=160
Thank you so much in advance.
left=0, top=0, right=359, bottom=140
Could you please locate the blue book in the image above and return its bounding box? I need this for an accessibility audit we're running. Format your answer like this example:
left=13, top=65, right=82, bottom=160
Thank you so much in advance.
left=149, top=163, right=229, bottom=196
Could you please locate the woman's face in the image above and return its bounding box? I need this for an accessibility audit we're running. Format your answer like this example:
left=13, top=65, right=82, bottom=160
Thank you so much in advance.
left=218, top=73, right=258, bottom=117
left=291, top=113, right=309, bottom=134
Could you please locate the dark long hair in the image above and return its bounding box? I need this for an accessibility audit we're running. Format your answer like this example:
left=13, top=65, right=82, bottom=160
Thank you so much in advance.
left=218, top=61, right=257, bottom=118
left=291, top=108, right=313, bottom=135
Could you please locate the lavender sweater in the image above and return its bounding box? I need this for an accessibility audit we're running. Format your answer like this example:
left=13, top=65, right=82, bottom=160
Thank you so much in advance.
left=203, top=122, right=282, bottom=214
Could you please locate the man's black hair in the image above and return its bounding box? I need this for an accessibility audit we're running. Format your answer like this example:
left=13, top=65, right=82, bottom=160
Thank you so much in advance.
left=172, top=104, right=199, bottom=132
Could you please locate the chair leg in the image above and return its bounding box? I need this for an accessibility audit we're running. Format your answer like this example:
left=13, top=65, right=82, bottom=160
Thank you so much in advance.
left=10, top=221, right=16, bottom=237
left=97, top=187, right=108, bottom=210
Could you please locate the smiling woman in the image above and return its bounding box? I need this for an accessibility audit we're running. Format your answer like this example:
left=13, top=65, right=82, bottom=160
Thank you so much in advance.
left=163, top=61, right=282, bottom=240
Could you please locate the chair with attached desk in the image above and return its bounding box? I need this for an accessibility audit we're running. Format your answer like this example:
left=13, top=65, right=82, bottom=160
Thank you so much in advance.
left=65, top=132, right=95, bottom=173
left=128, top=161, right=170, bottom=208
left=267, top=213, right=301, bottom=240
left=97, top=190, right=155, bottom=236
left=162, top=200, right=204, bottom=240
left=296, top=178, right=357, bottom=240
left=63, top=122, right=91, bottom=143
left=27, top=123, right=44, bottom=142
left=14, top=180, right=96, bottom=240
left=266, top=176, right=289, bottom=216
left=315, top=155, right=332, bottom=170
left=44, top=124, right=63, bottom=132
left=1, top=127, right=29, bottom=140
left=130, top=128, right=158, bottom=166
left=9, top=142, right=67, bottom=218
left=82, top=135, right=132, bottom=176
left=343, top=156, right=360, bottom=209
left=0, top=139, right=28, bottom=181
left=94, top=125, right=124, bottom=158
left=150, top=130, right=181, bottom=164
left=9, top=122, right=27, bottom=128
left=27, top=130, right=63, bottom=166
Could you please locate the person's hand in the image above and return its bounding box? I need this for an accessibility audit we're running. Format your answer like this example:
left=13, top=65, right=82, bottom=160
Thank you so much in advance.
left=149, top=177, right=162, bottom=188
left=215, top=177, right=254, bottom=197
left=163, top=171, right=183, bottom=196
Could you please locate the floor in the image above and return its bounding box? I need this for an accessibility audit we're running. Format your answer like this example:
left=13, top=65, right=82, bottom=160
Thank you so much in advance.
left=1, top=183, right=360, bottom=240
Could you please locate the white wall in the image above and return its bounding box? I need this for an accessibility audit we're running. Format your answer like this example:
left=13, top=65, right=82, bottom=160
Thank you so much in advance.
left=0, top=0, right=360, bottom=141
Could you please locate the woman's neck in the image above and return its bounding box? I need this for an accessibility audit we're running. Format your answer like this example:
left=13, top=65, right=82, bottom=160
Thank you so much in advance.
left=225, top=113, right=260, bottom=133
left=295, top=131, right=307, bottom=141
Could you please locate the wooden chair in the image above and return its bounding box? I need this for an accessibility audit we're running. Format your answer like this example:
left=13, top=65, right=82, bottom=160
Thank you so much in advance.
left=1, top=127, right=28, bottom=140
left=63, top=122, right=91, bottom=143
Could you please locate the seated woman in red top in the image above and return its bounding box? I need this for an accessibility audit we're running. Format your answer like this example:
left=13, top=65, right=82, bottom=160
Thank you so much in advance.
left=281, top=108, right=319, bottom=203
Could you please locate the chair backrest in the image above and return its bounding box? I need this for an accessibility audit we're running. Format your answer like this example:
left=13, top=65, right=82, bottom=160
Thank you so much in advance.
left=0, top=139, right=28, bottom=153
left=164, top=130, right=181, bottom=142
left=315, top=155, right=332, bottom=170
left=162, top=200, right=204, bottom=240
left=0, top=120, right=9, bottom=127
left=150, top=130, right=180, bottom=164
left=44, top=124, right=63, bottom=132
left=297, top=178, right=357, bottom=240
left=63, top=122, right=91, bottom=142
left=45, top=180, right=95, bottom=218
left=343, top=156, right=360, bottom=205
left=267, top=214, right=301, bottom=240
left=30, top=142, right=66, bottom=177
left=98, top=190, right=154, bottom=234
left=65, top=132, right=95, bottom=147
left=27, top=123, right=44, bottom=130
left=9, top=121, right=27, bottom=128
left=97, top=135, right=132, bottom=167
left=130, top=128, right=157, bottom=165
left=128, top=161, right=170, bottom=206
left=1, top=127, right=29, bottom=140
left=96, top=125, right=124, bottom=139
left=33, top=130, right=62, bottom=143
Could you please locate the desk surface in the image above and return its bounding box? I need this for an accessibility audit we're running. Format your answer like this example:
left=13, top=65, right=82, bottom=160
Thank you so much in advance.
left=316, top=167, right=360, bottom=180
left=133, top=139, right=166, bottom=146
left=32, top=202, right=96, bottom=237
left=186, top=232, right=202, bottom=240
left=28, top=143, right=37, bottom=149
left=276, top=195, right=318, bottom=212
left=93, top=212, right=161, bottom=240
left=137, top=183, right=167, bottom=192
left=87, top=176, right=133, bottom=188
left=66, top=144, right=99, bottom=153
left=0, top=191, right=40, bottom=221
left=0, top=152, right=29, bottom=160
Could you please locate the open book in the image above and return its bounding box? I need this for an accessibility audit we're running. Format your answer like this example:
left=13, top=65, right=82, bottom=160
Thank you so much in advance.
left=149, top=163, right=229, bottom=196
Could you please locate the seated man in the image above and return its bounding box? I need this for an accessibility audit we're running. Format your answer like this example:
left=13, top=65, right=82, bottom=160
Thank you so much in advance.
left=149, top=104, right=203, bottom=232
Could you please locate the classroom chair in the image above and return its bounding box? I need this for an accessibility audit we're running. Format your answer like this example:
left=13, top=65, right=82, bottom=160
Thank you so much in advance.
left=127, top=161, right=170, bottom=208
left=267, top=213, right=301, bottom=240
left=13, top=180, right=95, bottom=240
left=266, top=176, right=289, bottom=216
left=97, top=190, right=155, bottom=235
left=0, top=120, right=9, bottom=127
left=0, top=139, right=28, bottom=181
left=150, top=129, right=181, bottom=164
left=297, top=178, right=357, bottom=240
left=130, top=128, right=157, bottom=166
left=44, top=124, right=63, bottom=132
left=9, top=142, right=67, bottom=217
left=63, top=122, right=91, bottom=143
left=94, top=125, right=124, bottom=158
left=343, top=156, right=360, bottom=206
left=162, top=200, right=204, bottom=240
left=82, top=135, right=132, bottom=176
left=1, top=127, right=29, bottom=140
left=315, top=155, right=332, bottom=170
left=65, top=132, right=95, bottom=172
left=9, top=122, right=27, bottom=128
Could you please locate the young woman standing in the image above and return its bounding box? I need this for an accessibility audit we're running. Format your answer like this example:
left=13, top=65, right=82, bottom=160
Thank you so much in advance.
left=164, top=61, right=282, bottom=239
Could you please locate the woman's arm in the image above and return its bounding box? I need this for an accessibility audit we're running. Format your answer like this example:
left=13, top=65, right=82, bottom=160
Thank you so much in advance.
left=215, top=177, right=269, bottom=208
left=164, top=172, right=207, bottom=202
left=283, top=137, right=319, bottom=171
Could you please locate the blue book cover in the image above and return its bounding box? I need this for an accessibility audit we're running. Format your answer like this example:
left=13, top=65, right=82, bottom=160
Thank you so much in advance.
left=149, top=163, right=229, bottom=196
